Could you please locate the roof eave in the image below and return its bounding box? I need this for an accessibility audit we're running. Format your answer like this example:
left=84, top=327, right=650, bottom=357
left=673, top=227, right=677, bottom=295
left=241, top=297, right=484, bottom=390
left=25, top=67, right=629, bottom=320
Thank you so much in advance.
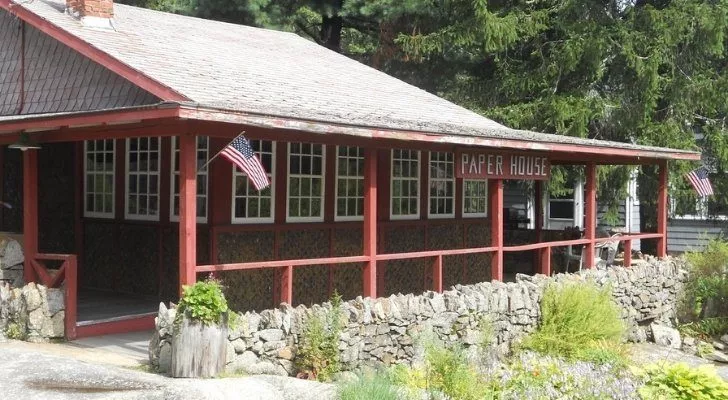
left=177, top=105, right=701, bottom=162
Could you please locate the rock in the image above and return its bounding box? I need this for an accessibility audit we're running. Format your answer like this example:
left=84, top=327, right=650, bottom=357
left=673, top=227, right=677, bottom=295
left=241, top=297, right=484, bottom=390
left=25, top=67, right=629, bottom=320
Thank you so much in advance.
left=705, top=350, right=728, bottom=364
left=46, top=289, right=64, bottom=315
left=232, top=338, right=247, bottom=354
left=713, top=341, right=726, bottom=351
left=651, top=323, right=681, bottom=349
left=27, top=308, right=45, bottom=331
left=22, top=284, right=42, bottom=312
left=0, top=239, right=24, bottom=268
left=158, top=342, right=172, bottom=373
left=721, top=334, right=728, bottom=345
left=258, top=329, right=284, bottom=342
left=245, top=360, right=287, bottom=376
left=628, top=327, right=647, bottom=343
left=226, top=351, right=259, bottom=374
left=277, top=346, right=294, bottom=360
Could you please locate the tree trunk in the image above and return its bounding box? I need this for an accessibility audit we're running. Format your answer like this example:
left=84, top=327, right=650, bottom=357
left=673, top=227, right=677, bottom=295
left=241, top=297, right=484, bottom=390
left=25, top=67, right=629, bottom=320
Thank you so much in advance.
left=170, top=314, right=228, bottom=378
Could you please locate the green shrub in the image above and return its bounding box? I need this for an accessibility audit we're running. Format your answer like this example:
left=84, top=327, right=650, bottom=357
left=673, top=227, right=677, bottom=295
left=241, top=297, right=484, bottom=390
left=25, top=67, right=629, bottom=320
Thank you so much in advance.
left=521, top=282, right=625, bottom=363
left=4, top=322, right=24, bottom=340
left=391, top=343, right=491, bottom=400
left=176, top=279, right=229, bottom=326
left=296, top=292, right=343, bottom=382
left=338, top=373, right=399, bottom=400
left=684, top=238, right=728, bottom=320
left=635, top=362, right=728, bottom=400
left=679, top=317, right=728, bottom=341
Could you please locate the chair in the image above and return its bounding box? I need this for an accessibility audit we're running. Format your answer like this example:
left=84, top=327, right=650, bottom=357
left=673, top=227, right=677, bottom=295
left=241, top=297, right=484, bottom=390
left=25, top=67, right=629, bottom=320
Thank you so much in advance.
left=566, top=233, right=622, bottom=271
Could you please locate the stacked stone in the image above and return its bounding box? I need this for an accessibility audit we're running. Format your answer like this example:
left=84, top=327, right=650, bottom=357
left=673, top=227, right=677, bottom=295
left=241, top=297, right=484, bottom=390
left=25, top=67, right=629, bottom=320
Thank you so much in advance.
left=0, top=282, right=65, bottom=342
left=0, top=238, right=24, bottom=287
left=149, top=257, right=687, bottom=376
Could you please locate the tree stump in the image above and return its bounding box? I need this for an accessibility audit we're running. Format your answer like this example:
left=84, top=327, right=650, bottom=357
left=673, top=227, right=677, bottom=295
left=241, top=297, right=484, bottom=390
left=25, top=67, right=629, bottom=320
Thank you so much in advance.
left=170, top=314, right=228, bottom=378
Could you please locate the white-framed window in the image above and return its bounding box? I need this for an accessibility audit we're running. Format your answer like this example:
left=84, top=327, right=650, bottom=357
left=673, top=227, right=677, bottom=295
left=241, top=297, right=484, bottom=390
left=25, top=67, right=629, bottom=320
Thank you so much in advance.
left=171, top=136, right=209, bottom=223
left=548, top=192, right=575, bottom=220
left=83, top=139, right=115, bottom=218
left=335, top=146, right=364, bottom=221
left=391, top=149, right=420, bottom=220
left=287, top=142, right=325, bottom=222
left=125, top=137, right=160, bottom=221
left=428, top=151, right=455, bottom=218
left=463, top=179, right=488, bottom=218
left=232, top=140, right=275, bottom=223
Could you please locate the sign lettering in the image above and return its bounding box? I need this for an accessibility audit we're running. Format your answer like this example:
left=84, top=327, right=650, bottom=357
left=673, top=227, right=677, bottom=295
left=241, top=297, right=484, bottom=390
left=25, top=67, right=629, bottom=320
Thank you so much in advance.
left=457, top=152, right=550, bottom=180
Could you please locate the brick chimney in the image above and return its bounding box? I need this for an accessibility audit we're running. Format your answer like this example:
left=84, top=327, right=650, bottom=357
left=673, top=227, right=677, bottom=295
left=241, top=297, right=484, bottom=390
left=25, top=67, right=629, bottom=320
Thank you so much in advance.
left=66, top=0, right=114, bottom=28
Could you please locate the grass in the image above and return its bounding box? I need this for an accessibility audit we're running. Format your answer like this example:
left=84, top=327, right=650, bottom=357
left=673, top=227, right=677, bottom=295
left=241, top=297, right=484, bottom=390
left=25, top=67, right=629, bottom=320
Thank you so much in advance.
left=520, top=281, right=626, bottom=364
left=339, top=373, right=399, bottom=400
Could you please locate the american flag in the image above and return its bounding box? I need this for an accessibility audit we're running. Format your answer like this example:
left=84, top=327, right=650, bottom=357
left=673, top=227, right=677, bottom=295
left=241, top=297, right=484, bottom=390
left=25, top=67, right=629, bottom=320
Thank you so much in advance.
left=220, top=135, right=270, bottom=190
left=686, top=166, right=714, bottom=197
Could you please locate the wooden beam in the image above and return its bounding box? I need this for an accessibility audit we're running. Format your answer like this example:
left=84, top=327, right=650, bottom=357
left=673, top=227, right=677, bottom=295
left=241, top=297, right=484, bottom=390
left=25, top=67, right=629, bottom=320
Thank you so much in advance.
left=363, top=148, right=378, bottom=298
left=534, top=180, right=543, bottom=268
left=657, top=160, right=668, bottom=257
left=623, top=240, right=632, bottom=268
left=278, top=265, right=293, bottom=305
left=584, top=163, right=597, bottom=268
left=22, top=149, right=38, bottom=283
left=539, top=246, right=551, bottom=276
left=489, top=179, right=504, bottom=281
left=178, top=134, right=197, bottom=294
left=432, top=255, right=443, bottom=293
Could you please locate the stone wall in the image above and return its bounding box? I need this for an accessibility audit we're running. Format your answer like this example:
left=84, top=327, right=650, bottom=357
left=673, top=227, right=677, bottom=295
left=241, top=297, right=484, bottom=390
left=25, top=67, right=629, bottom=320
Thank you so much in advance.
left=149, top=256, right=685, bottom=375
left=0, top=282, right=65, bottom=342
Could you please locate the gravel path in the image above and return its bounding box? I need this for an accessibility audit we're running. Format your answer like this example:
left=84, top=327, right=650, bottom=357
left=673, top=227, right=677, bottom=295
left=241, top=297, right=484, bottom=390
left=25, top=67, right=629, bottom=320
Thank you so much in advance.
left=630, top=342, right=728, bottom=381
left=0, top=341, right=336, bottom=400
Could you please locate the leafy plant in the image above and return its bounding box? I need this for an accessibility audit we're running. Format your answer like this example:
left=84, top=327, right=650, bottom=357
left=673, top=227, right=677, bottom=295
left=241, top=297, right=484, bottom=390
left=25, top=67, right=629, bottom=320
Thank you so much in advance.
left=697, top=342, right=715, bottom=359
left=684, top=238, right=728, bottom=321
left=521, top=282, right=625, bottom=363
left=338, top=372, right=399, bottom=400
left=296, top=291, right=343, bottom=382
left=175, top=279, right=229, bottom=326
left=4, top=322, right=24, bottom=340
left=391, top=343, right=490, bottom=400
left=635, top=362, right=728, bottom=400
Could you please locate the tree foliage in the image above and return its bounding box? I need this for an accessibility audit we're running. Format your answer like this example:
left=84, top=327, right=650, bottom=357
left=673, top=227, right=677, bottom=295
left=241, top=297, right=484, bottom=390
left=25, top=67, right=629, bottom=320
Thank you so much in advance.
left=119, top=0, right=728, bottom=233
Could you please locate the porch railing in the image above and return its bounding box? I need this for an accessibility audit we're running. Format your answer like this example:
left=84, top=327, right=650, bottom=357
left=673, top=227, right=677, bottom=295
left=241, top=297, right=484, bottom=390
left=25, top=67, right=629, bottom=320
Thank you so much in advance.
left=28, top=253, right=78, bottom=340
left=196, top=232, right=663, bottom=306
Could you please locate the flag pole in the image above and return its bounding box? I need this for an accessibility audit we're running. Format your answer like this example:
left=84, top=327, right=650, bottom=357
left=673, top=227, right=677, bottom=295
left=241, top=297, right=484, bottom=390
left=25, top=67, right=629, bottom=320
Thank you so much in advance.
left=198, top=132, right=245, bottom=172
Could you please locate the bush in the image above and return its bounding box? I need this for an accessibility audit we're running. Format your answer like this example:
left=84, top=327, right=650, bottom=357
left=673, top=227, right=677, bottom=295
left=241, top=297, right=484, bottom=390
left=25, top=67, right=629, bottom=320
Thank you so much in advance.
left=680, top=317, right=728, bottom=341
left=176, top=279, right=229, bottom=326
left=684, top=238, right=728, bottom=321
left=296, top=292, right=343, bottom=382
left=338, top=373, right=399, bottom=400
left=391, top=343, right=490, bottom=400
left=521, top=282, right=625, bottom=363
left=635, top=362, right=728, bottom=400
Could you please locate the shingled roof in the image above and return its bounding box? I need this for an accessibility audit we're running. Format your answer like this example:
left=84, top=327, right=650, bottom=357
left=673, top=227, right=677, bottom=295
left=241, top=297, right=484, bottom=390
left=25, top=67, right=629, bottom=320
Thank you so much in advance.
left=0, top=0, right=700, bottom=160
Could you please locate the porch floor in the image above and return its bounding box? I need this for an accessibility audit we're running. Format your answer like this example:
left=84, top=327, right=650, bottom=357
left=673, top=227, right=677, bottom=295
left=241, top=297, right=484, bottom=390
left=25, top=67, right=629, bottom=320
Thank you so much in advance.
left=77, top=289, right=159, bottom=323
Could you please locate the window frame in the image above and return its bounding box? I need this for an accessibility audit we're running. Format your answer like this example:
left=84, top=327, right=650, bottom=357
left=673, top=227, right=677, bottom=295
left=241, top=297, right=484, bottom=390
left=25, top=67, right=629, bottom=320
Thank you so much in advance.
left=83, top=139, right=116, bottom=219
left=462, top=179, right=488, bottom=218
left=427, top=151, right=455, bottom=219
left=286, top=142, right=326, bottom=223
left=390, top=149, right=421, bottom=221
left=124, top=137, right=161, bottom=221
left=231, top=140, right=276, bottom=224
left=334, top=145, right=364, bottom=222
left=170, top=136, right=209, bottom=224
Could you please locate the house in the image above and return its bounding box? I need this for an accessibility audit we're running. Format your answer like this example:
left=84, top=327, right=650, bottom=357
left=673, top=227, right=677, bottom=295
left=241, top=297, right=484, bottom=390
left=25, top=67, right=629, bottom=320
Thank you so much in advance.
left=0, top=0, right=699, bottom=339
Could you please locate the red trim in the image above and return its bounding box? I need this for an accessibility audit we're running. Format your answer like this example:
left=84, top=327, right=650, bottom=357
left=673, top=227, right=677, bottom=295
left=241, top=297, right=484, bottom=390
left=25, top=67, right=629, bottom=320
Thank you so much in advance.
left=23, top=150, right=38, bottom=283
left=623, top=240, right=632, bottom=267
left=363, top=149, right=377, bottom=298
left=278, top=265, right=293, bottom=305
left=74, top=314, right=156, bottom=339
left=74, top=143, right=84, bottom=280
left=539, top=247, right=551, bottom=276
left=0, top=107, right=181, bottom=136
left=657, top=161, right=668, bottom=257
left=0, top=1, right=188, bottom=101
left=114, top=138, right=125, bottom=220
left=583, top=163, right=596, bottom=268
left=178, top=135, right=197, bottom=292
left=489, top=179, right=503, bottom=281
left=432, top=255, right=443, bottom=293
left=65, top=255, right=78, bottom=340
left=179, top=107, right=701, bottom=162
left=534, top=181, right=543, bottom=268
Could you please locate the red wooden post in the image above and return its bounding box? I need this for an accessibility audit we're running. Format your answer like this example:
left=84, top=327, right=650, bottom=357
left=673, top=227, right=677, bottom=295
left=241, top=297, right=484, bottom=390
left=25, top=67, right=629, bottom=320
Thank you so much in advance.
left=23, top=149, right=39, bottom=283
left=539, top=246, right=551, bottom=276
left=584, top=163, right=597, bottom=268
left=623, top=240, right=632, bottom=268
left=432, top=255, right=443, bottom=293
left=656, top=161, right=668, bottom=258
left=178, top=134, right=197, bottom=295
left=65, top=255, right=78, bottom=340
left=279, top=265, right=293, bottom=304
left=363, top=148, right=378, bottom=298
left=489, top=179, right=504, bottom=281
